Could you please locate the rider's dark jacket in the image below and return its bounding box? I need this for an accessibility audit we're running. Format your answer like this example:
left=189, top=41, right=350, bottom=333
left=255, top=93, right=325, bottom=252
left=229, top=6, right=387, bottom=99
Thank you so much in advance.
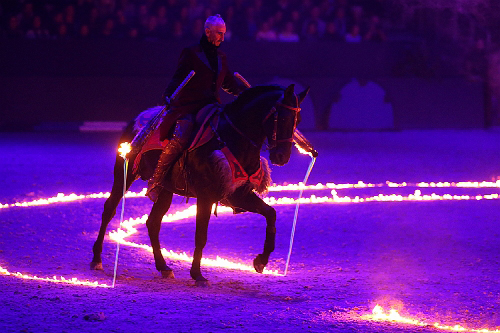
left=162, top=34, right=246, bottom=122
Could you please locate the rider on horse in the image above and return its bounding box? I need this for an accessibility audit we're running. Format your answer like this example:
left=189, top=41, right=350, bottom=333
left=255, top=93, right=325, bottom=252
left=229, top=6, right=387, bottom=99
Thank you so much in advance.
left=147, top=14, right=247, bottom=201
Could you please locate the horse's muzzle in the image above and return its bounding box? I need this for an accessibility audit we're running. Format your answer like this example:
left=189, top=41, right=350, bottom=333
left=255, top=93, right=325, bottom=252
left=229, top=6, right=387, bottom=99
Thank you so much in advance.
left=269, top=145, right=292, bottom=166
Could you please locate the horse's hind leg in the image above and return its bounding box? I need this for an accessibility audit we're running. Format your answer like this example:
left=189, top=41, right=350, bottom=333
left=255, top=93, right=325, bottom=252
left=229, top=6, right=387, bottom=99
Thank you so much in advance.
left=226, top=189, right=276, bottom=273
left=91, top=154, right=136, bottom=270
left=146, top=190, right=174, bottom=278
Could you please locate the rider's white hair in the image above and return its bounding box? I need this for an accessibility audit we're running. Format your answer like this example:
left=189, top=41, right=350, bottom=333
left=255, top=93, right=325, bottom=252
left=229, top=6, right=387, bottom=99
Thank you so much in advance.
left=204, top=14, right=225, bottom=30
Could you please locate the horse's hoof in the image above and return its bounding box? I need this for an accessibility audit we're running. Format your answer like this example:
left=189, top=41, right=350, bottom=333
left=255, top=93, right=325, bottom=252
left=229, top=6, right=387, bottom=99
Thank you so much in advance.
left=90, top=262, right=103, bottom=271
left=253, top=255, right=265, bottom=274
left=195, top=279, right=210, bottom=287
left=160, top=270, right=175, bottom=279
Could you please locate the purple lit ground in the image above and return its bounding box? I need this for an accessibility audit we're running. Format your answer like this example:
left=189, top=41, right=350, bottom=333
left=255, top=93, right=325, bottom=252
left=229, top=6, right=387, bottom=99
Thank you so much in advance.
left=0, top=130, right=499, bottom=333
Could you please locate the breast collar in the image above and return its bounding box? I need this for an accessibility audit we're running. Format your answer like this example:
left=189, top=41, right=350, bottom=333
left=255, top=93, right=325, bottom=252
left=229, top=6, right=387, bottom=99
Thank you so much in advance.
left=220, top=146, right=265, bottom=188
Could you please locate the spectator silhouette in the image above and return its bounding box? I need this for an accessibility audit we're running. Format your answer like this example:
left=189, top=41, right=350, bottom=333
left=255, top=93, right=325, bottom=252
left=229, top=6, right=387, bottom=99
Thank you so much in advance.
left=256, top=20, right=277, bottom=41
left=187, top=0, right=204, bottom=23
left=115, top=9, right=129, bottom=38
left=155, top=5, right=169, bottom=39
left=57, top=23, right=70, bottom=39
left=302, top=6, right=325, bottom=38
left=26, top=15, right=49, bottom=39
left=171, top=20, right=184, bottom=40
left=333, top=6, right=348, bottom=37
left=364, top=15, right=386, bottom=42
left=101, top=18, right=116, bottom=38
left=78, top=24, right=91, bottom=38
left=278, top=21, right=299, bottom=42
left=323, top=21, right=343, bottom=42
left=6, top=16, right=23, bottom=38
left=19, top=2, right=35, bottom=31
left=189, top=17, right=204, bottom=40
left=142, top=16, right=159, bottom=41
left=345, top=24, right=362, bottom=42
left=302, top=21, right=319, bottom=41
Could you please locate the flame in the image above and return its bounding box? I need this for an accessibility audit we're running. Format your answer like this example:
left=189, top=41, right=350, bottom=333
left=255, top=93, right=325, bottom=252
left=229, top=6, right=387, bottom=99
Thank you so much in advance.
left=361, top=305, right=500, bottom=333
left=0, top=265, right=110, bottom=288
left=118, top=142, right=132, bottom=158
left=101, top=188, right=499, bottom=276
left=0, top=189, right=148, bottom=209
left=107, top=205, right=281, bottom=276
left=2, top=180, right=499, bottom=210
left=1, top=186, right=499, bottom=210
left=1, top=178, right=498, bottom=282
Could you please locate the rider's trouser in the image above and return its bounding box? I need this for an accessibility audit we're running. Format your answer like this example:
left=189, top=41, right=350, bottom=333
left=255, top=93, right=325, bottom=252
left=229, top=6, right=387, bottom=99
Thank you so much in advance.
left=147, top=115, right=194, bottom=202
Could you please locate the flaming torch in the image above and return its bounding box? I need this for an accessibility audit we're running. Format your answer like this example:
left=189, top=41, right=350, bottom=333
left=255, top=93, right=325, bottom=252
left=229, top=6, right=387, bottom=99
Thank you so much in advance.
left=110, top=72, right=196, bottom=287
left=111, top=142, right=132, bottom=287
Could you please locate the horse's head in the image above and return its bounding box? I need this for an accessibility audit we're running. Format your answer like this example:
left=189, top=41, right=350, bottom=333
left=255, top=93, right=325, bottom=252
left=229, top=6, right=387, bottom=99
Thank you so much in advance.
left=266, top=84, right=310, bottom=166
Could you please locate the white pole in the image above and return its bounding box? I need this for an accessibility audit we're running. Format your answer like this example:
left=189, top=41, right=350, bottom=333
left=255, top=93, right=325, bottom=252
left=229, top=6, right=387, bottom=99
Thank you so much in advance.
left=284, top=156, right=316, bottom=276
left=112, top=157, right=128, bottom=288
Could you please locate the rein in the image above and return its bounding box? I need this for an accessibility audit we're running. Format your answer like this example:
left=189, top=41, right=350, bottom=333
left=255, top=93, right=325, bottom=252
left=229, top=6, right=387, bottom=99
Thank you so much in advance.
left=223, top=112, right=259, bottom=148
left=224, top=94, right=301, bottom=150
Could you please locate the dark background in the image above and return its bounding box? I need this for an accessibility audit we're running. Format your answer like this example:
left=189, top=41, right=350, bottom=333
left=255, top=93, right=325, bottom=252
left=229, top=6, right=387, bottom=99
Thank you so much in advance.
left=0, top=40, right=488, bottom=131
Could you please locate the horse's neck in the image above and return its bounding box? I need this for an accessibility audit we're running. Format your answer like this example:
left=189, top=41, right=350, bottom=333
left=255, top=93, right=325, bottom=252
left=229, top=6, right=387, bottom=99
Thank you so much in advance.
left=222, top=116, right=263, bottom=167
left=220, top=109, right=266, bottom=172
left=219, top=88, right=282, bottom=170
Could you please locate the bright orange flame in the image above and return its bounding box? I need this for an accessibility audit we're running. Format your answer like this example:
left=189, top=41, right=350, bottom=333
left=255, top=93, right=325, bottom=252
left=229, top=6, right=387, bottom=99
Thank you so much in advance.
left=118, top=142, right=131, bottom=158
left=361, top=305, right=500, bottom=333
left=0, top=265, right=110, bottom=288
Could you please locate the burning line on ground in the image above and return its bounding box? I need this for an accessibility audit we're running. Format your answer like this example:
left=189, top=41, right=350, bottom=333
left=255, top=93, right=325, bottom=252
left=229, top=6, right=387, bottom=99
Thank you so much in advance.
left=1, top=180, right=499, bottom=209
left=357, top=304, right=500, bottom=333
left=2, top=181, right=499, bottom=286
left=0, top=265, right=110, bottom=288
left=108, top=205, right=281, bottom=276
left=106, top=189, right=500, bottom=277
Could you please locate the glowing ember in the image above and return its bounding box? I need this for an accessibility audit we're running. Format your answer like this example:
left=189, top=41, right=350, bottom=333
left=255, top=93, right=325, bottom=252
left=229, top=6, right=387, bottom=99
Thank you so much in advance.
left=361, top=305, right=500, bottom=333
left=0, top=265, right=110, bottom=288
left=118, top=142, right=131, bottom=158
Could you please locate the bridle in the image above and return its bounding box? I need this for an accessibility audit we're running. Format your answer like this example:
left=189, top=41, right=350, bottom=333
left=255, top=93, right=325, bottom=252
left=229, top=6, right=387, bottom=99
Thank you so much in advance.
left=223, top=92, right=301, bottom=150
left=263, top=95, right=301, bottom=149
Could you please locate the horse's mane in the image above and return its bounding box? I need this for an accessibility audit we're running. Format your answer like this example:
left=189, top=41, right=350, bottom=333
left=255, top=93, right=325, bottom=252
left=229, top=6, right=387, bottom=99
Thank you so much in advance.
left=224, top=85, right=284, bottom=115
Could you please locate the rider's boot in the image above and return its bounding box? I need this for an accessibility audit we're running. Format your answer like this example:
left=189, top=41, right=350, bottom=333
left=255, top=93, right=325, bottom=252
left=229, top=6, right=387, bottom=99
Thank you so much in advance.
left=147, top=117, right=193, bottom=202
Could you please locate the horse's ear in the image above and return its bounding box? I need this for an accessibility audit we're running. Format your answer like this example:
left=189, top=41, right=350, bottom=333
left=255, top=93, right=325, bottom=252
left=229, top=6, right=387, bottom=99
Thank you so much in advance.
left=285, top=84, right=295, bottom=96
left=298, top=87, right=310, bottom=105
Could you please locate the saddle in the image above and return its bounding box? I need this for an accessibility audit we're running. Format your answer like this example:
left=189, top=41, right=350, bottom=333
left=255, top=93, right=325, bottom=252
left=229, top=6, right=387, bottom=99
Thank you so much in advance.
left=132, top=104, right=271, bottom=195
left=132, top=104, right=220, bottom=174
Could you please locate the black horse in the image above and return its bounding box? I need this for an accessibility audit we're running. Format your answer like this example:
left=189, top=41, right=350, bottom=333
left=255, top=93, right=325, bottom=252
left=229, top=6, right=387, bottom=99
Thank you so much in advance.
left=91, top=84, right=309, bottom=285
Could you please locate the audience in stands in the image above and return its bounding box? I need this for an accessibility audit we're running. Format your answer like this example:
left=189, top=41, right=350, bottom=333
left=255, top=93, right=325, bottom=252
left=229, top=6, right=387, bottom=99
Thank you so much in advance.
left=0, top=0, right=389, bottom=43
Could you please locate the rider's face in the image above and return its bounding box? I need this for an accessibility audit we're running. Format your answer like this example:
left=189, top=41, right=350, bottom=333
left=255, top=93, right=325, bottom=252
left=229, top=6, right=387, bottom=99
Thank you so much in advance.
left=205, top=23, right=226, bottom=46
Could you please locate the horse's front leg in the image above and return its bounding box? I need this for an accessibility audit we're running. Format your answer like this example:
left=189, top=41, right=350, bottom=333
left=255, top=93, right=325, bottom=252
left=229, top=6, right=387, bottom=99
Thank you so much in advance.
left=226, top=189, right=276, bottom=273
left=190, top=197, right=213, bottom=286
left=146, top=190, right=175, bottom=278
left=91, top=154, right=136, bottom=270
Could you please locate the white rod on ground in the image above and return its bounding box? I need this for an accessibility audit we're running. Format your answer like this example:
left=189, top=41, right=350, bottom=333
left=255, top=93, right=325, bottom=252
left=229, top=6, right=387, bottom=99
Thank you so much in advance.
left=284, top=156, right=316, bottom=276
left=112, top=158, right=128, bottom=288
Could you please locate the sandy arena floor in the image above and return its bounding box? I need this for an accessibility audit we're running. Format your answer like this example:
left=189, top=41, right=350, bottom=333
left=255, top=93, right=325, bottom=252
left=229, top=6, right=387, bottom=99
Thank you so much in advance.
left=0, top=129, right=499, bottom=333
